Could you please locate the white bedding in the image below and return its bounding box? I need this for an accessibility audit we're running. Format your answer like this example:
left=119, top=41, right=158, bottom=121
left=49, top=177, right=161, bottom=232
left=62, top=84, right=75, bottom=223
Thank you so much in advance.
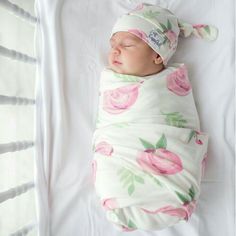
left=34, top=0, right=235, bottom=235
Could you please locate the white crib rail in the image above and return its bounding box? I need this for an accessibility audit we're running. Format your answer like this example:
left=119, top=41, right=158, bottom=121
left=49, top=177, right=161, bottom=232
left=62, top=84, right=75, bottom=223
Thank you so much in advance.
left=0, top=45, right=37, bottom=64
left=0, top=182, right=35, bottom=204
left=0, top=0, right=39, bottom=235
left=10, top=221, right=37, bottom=236
left=0, top=141, right=34, bottom=154
left=0, top=0, right=37, bottom=23
left=0, top=95, right=35, bottom=105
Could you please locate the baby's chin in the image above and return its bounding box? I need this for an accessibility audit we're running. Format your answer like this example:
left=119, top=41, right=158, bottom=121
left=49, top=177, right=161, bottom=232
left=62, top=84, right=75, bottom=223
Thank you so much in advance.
left=107, top=62, right=138, bottom=75
left=107, top=63, right=124, bottom=74
left=106, top=62, right=144, bottom=76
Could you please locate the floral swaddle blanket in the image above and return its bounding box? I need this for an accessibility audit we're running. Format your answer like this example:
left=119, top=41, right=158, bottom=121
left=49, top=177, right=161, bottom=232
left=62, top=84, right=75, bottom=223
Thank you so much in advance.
left=91, top=63, right=208, bottom=231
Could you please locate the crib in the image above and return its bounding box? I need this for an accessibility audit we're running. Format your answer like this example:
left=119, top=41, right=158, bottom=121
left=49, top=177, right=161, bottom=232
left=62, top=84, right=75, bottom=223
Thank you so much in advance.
left=0, top=0, right=38, bottom=235
left=0, top=0, right=235, bottom=236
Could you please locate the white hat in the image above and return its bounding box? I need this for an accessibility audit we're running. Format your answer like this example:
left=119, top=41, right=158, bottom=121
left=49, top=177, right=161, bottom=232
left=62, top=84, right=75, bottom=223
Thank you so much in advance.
left=111, top=3, right=218, bottom=65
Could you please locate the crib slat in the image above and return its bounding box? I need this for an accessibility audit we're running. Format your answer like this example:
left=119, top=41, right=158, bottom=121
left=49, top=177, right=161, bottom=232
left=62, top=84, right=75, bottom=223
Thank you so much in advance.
left=0, top=141, right=34, bottom=155
left=0, top=0, right=38, bottom=24
left=0, top=45, right=37, bottom=64
left=0, top=95, right=35, bottom=105
left=9, top=221, right=37, bottom=236
left=0, top=181, right=34, bottom=204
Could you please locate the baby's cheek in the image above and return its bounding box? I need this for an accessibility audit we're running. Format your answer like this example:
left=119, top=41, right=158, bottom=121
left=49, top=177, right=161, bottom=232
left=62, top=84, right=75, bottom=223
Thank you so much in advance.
left=133, top=55, right=148, bottom=67
left=107, top=53, right=112, bottom=62
left=124, top=58, right=137, bottom=71
left=128, top=53, right=142, bottom=64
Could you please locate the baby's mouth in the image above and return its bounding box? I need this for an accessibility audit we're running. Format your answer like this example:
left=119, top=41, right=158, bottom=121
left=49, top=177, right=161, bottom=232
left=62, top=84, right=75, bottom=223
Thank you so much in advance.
left=112, top=60, right=122, bottom=65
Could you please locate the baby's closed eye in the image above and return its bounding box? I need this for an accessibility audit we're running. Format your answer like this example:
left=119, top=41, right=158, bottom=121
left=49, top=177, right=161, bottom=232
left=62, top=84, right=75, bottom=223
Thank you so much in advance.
left=110, top=43, right=135, bottom=48
left=123, top=44, right=134, bottom=47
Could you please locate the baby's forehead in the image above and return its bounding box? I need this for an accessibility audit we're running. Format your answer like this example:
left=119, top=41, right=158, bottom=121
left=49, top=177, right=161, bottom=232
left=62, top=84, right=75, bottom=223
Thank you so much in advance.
left=110, top=32, right=141, bottom=42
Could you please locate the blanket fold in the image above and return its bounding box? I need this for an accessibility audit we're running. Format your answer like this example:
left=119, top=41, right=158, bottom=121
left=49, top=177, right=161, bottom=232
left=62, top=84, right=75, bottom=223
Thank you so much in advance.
left=92, top=63, right=208, bottom=231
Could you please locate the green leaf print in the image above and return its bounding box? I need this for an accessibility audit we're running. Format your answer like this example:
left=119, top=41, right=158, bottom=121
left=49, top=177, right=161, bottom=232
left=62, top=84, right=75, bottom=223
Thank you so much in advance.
left=167, top=19, right=172, bottom=30
left=155, top=134, right=167, bottom=149
left=159, top=22, right=168, bottom=32
left=123, top=176, right=133, bottom=188
left=139, top=138, right=156, bottom=149
left=128, top=184, right=135, bottom=195
left=113, top=73, right=142, bottom=82
left=187, top=130, right=196, bottom=143
left=161, top=111, right=188, bottom=128
left=175, top=191, right=191, bottom=203
left=120, top=170, right=130, bottom=182
left=142, top=10, right=160, bottom=19
left=134, top=175, right=144, bottom=184
left=117, top=168, right=145, bottom=196
left=112, top=211, right=137, bottom=230
left=188, top=185, right=196, bottom=200
left=127, top=219, right=137, bottom=229
left=175, top=186, right=196, bottom=203
left=204, top=25, right=210, bottom=34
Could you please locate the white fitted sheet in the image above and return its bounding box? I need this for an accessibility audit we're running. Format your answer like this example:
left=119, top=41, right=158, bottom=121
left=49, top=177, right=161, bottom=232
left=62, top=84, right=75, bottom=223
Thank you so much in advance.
left=34, top=0, right=235, bottom=235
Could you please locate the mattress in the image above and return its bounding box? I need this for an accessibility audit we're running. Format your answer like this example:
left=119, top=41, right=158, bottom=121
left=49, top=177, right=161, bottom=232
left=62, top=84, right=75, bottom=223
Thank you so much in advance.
left=34, top=0, right=235, bottom=235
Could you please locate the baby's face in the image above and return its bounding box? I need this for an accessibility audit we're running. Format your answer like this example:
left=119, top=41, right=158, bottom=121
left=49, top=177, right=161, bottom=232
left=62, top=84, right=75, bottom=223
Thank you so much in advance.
left=108, top=31, right=163, bottom=76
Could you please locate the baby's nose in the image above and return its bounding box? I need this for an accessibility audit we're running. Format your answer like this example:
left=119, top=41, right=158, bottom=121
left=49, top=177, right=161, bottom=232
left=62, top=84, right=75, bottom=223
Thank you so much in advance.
left=111, top=46, right=121, bottom=55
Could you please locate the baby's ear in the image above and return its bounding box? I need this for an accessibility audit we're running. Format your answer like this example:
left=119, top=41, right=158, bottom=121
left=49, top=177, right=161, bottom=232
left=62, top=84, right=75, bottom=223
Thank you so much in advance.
left=154, top=54, right=163, bottom=65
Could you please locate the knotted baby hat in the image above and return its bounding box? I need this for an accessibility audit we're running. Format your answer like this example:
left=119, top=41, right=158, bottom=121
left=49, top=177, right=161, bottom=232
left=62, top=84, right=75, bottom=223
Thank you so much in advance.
left=110, top=3, right=218, bottom=65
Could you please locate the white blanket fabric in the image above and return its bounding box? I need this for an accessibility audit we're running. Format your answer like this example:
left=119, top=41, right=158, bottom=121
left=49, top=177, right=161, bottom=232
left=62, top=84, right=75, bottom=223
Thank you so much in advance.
left=92, top=64, right=208, bottom=231
left=34, top=0, right=235, bottom=235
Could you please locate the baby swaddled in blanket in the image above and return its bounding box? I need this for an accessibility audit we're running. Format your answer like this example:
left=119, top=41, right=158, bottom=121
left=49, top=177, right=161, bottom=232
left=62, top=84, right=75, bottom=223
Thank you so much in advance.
left=91, top=3, right=218, bottom=232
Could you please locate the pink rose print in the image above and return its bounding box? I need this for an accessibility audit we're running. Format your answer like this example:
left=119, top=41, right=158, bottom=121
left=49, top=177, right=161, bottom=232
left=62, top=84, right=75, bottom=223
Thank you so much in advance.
left=192, top=24, right=208, bottom=38
left=101, top=198, right=118, bottom=210
left=182, top=200, right=197, bottom=220
left=137, top=148, right=183, bottom=175
left=141, top=200, right=196, bottom=221
left=193, top=24, right=207, bottom=29
left=103, top=84, right=141, bottom=114
left=195, top=131, right=203, bottom=145
left=92, top=160, right=97, bottom=183
left=165, top=30, right=177, bottom=49
left=141, top=205, right=186, bottom=218
left=187, top=130, right=204, bottom=145
left=201, top=153, right=208, bottom=178
left=121, top=226, right=135, bottom=232
left=166, top=65, right=192, bottom=96
left=128, top=29, right=148, bottom=43
left=95, top=141, right=113, bottom=156
left=128, top=3, right=144, bottom=13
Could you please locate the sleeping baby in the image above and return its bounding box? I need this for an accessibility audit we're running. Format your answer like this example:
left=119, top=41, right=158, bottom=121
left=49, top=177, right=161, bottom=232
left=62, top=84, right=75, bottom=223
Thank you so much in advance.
left=92, top=3, right=218, bottom=232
